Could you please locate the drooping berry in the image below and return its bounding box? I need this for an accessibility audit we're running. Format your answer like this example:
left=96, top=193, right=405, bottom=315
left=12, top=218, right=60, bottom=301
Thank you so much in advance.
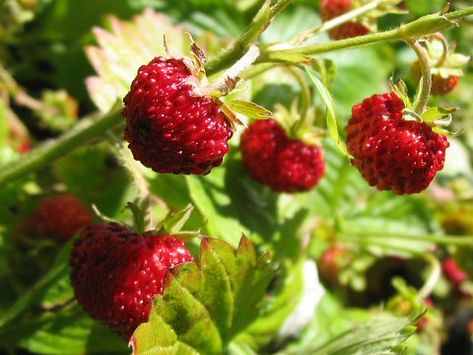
left=346, top=93, right=449, bottom=195
left=240, top=119, right=325, bottom=193
left=70, top=223, right=194, bottom=340
left=320, top=0, right=370, bottom=40
left=123, top=57, right=234, bottom=175
left=31, top=194, right=93, bottom=241
left=412, top=61, right=460, bottom=96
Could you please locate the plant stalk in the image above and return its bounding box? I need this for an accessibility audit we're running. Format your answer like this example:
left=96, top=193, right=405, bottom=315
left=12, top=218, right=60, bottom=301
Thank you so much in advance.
left=408, top=39, right=432, bottom=114
left=260, top=7, right=473, bottom=63
left=0, top=106, right=123, bottom=185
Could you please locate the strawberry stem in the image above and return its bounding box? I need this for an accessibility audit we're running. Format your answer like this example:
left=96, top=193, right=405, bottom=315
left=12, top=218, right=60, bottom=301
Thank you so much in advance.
left=0, top=104, right=123, bottom=185
left=431, top=32, right=450, bottom=67
left=408, top=40, right=432, bottom=115
left=258, top=7, right=473, bottom=63
left=418, top=253, right=441, bottom=299
left=205, top=0, right=294, bottom=75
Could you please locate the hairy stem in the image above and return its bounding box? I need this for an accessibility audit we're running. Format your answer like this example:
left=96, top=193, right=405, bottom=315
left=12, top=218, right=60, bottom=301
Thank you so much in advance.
left=206, top=0, right=294, bottom=75
left=260, top=7, right=473, bottom=62
left=0, top=106, right=123, bottom=185
left=293, top=0, right=385, bottom=45
left=408, top=40, right=432, bottom=114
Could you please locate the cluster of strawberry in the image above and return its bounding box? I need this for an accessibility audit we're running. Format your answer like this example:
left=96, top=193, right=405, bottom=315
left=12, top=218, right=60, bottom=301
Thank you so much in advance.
left=26, top=1, right=468, bottom=342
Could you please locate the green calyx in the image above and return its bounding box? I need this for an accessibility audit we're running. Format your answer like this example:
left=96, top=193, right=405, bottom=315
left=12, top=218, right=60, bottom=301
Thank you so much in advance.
left=390, top=80, right=458, bottom=136
left=274, top=101, right=324, bottom=146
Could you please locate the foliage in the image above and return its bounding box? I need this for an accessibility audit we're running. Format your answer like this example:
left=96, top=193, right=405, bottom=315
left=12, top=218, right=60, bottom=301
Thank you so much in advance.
left=0, top=0, right=473, bottom=354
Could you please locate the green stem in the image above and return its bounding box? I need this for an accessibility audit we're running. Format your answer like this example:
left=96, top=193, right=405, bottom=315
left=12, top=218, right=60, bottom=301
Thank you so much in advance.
left=408, top=40, right=432, bottom=114
left=343, top=231, right=473, bottom=247
left=287, top=66, right=311, bottom=120
left=0, top=106, right=123, bottom=186
left=293, top=0, right=384, bottom=45
left=418, top=253, right=441, bottom=299
left=260, top=7, right=473, bottom=62
left=205, top=0, right=294, bottom=75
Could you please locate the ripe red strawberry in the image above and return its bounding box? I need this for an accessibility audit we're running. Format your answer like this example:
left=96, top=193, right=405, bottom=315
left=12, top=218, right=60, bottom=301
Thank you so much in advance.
left=346, top=93, right=449, bottom=195
left=442, top=257, right=468, bottom=286
left=123, top=57, right=234, bottom=175
left=31, top=194, right=92, bottom=241
left=70, top=223, right=194, bottom=340
left=329, top=22, right=370, bottom=40
left=320, top=0, right=370, bottom=40
left=412, top=61, right=460, bottom=96
left=240, top=119, right=325, bottom=193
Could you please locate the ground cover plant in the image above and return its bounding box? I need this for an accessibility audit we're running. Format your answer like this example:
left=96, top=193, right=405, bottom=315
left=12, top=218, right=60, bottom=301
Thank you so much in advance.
left=1, top=0, right=473, bottom=354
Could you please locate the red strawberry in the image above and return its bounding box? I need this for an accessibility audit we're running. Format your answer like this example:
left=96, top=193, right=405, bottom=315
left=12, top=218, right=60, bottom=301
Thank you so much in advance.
left=442, top=257, right=468, bottom=286
left=18, top=139, right=31, bottom=154
left=320, top=0, right=370, bottom=40
left=123, top=57, right=234, bottom=175
left=346, top=93, right=449, bottom=195
left=412, top=61, right=460, bottom=96
left=70, top=223, right=194, bottom=340
left=329, top=22, right=370, bottom=40
left=31, top=194, right=92, bottom=241
left=240, top=119, right=325, bottom=193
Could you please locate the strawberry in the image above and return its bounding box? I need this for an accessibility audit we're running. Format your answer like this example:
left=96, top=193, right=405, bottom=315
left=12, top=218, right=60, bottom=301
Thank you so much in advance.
left=442, top=257, right=468, bottom=286
left=412, top=61, right=460, bottom=96
left=31, top=194, right=92, bottom=241
left=240, top=119, right=325, bottom=193
left=70, top=223, right=194, bottom=340
left=320, top=0, right=370, bottom=40
left=319, top=246, right=347, bottom=285
left=123, top=57, right=234, bottom=175
left=346, top=93, right=449, bottom=195
left=411, top=36, right=469, bottom=96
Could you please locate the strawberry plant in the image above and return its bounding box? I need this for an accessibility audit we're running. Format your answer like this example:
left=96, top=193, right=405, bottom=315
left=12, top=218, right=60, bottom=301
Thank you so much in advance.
left=1, top=0, right=473, bottom=354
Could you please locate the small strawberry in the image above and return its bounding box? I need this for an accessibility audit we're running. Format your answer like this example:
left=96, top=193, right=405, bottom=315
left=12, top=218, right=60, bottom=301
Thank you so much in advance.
left=70, top=223, right=194, bottom=340
left=442, top=257, right=468, bottom=287
left=411, top=35, right=469, bottom=96
left=320, top=0, right=370, bottom=40
left=319, top=245, right=347, bottom=285
left=123, top=57, right=234, bottom=175
left=346, top=92, right=449, bottom=194
left=241, top=119, right=325, bottom=193
left=31, top=194, right=92, bottom=241
left=18, top=139, right=31, bottom=154
left=412, top=61, right=460, bottom=96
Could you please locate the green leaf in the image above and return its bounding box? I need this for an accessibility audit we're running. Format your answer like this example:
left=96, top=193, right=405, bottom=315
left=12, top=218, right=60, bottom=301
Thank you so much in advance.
left=132, top=236, right=274, bottom=354
left=224, top=100, right=272, bottom=120
left=298, top=312, right=421, bottom=355
left=160, top=205, right=194, bottom=234
left=85, top=9, right=188, bottom=112
left=305, top=67, right=350, bottom=158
